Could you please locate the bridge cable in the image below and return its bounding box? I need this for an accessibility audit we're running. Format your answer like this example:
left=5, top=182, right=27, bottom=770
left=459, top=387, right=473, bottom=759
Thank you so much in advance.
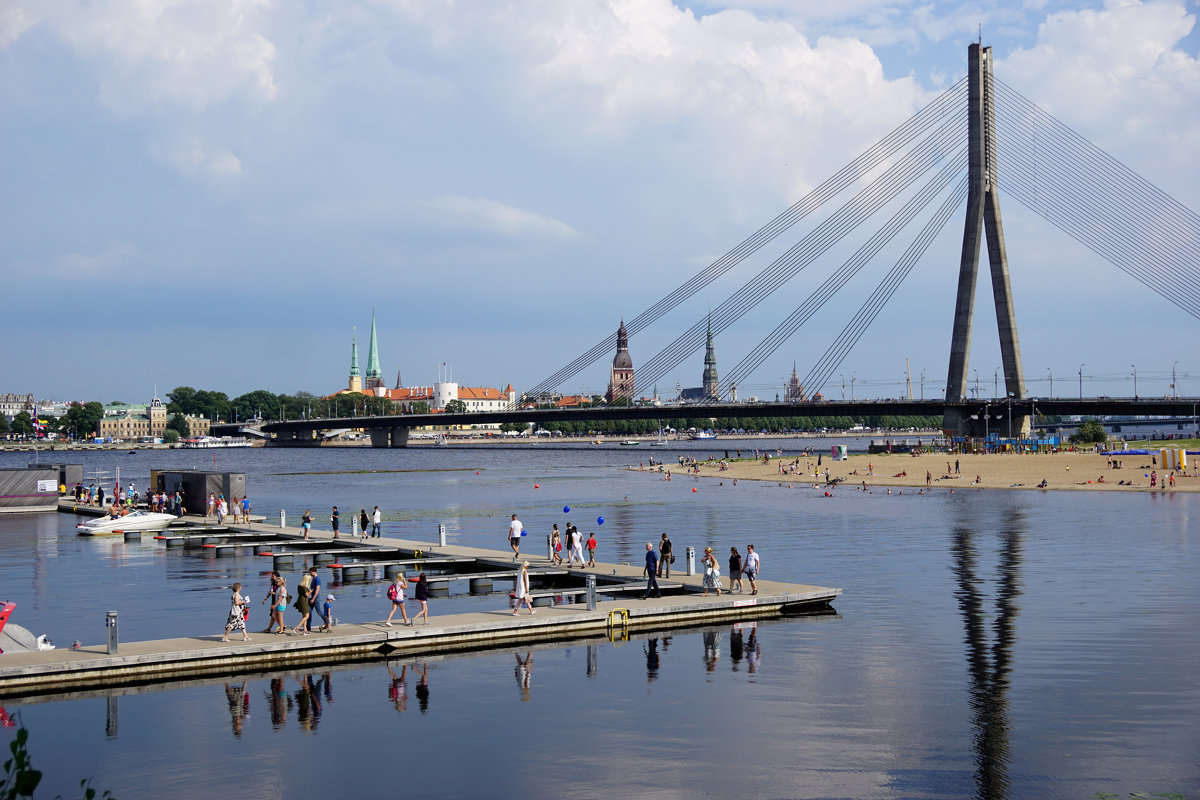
left=802, top=177, right=970, bottom=398
left=994, top=85, right=1200, bottom=296
left=631, top=113, right=967, bottom=396
left=992, top=81, right=1200, bottom=319
left=518, top=77, right=970, bottom=402
left=715, top=148, right=969, bottom=399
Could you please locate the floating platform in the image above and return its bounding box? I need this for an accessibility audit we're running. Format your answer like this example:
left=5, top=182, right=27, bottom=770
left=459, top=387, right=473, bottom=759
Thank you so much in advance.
left=0, top=524, right=841, bottom=697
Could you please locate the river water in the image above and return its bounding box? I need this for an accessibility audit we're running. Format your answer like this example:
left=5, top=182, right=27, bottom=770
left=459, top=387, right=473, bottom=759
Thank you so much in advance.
left=1, top=442, right=1197, bottom=799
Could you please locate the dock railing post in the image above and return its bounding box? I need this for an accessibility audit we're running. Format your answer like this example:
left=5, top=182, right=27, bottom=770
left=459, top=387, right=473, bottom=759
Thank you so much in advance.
left=351, top=518, right=358, bottom=538
left=106, top=610, right=118, bottom=654
left=279, top=509, right=286, bottom=528
left=585, top=574, right=597, bottom=611
left=438, top=524, right=447, bottom=548
left=685, top=546, right=695, bottom=576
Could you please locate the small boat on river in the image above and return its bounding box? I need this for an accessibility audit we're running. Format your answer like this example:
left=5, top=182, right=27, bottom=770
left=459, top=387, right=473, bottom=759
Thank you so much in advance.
left=76, top=510, right=177, bottom=536
left=690, top=430, right=718, bottom=440
left=620, top=440, right=641, bottom=446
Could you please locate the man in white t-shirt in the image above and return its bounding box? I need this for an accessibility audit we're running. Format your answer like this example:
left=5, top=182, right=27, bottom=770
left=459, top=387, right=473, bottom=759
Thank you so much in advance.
left=742, top=544, right=761, bottom=595
left=508, top=514, right=524, bottom=560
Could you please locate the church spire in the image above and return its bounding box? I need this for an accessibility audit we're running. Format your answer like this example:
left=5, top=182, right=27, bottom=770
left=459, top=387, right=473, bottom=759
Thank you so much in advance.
left=702, top=311, right=719, bottom=400
left=348, top=335, right=363, bottom=393
left=365, top=308, right=382, bottom=383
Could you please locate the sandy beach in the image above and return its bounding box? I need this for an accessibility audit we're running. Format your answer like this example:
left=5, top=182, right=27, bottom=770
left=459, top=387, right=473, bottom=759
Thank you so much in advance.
left=667, top=449, right=1199, bottom=493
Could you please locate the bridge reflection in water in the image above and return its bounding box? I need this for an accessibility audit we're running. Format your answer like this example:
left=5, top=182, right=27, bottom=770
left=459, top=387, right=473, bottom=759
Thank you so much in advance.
left=953, top=511, right=1023, bottom=800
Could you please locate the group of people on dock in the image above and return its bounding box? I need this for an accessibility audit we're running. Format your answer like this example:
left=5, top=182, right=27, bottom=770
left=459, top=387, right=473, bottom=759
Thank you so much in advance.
left=206, top=492, right=251, bottom=525
left=224, top=566, right=337, bottom=641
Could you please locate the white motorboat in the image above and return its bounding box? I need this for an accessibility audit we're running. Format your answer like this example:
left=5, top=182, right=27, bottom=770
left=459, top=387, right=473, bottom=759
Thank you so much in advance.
left=691, top=430, right=718, bottom=440
left=76, top=510, right=177, bottom=536
left=619, top=440, right=641, bottom=446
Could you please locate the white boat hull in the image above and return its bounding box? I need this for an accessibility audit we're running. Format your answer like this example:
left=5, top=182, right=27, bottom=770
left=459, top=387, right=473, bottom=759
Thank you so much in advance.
left=76, top=510, right=177, bottom=536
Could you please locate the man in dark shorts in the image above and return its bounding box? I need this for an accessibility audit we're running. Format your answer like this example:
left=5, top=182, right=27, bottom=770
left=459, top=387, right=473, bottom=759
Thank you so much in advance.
left=331, top=506, right=340, bottom=538
left=658, top=533, right=673, bottom=578
left=743, top=543, right=760, bottom=595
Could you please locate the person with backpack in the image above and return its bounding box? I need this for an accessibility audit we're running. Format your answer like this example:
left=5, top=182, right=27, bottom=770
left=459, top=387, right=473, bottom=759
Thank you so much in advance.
left=385, top=574, right=410, bottom=626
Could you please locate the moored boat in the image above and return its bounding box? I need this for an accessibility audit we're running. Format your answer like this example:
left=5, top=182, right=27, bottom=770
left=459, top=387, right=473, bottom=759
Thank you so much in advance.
left=76, top=509, right=177, bottom=536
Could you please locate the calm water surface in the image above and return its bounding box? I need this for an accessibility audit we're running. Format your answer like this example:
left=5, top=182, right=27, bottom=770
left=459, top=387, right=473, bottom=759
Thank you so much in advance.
left=0, top=444, right=1197, bottom=799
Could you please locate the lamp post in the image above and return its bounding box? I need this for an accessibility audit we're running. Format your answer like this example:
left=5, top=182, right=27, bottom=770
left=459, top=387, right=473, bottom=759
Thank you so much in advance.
left=920, top=370, right=925, bottom=401
left=1131, top=364, right=1138, bottom=399
left=974, top=369, right=979, bottom=399
left=994, top=368, right=999, bottom=398
left=840, top=374, right=845, bottom=401
left=1079, top=363, right=1084, bottom=400
left=851, top=373, right=856, bottom=401
left=1047, top=367, right=1053, bottom=398
left=1172, top=361, right=1178, bottom=399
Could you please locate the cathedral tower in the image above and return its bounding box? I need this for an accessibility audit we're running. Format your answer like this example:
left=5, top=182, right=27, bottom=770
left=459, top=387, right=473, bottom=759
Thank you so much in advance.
left=605, top=319, right=635, bottom=402
left=364, top=309, right=384, bottom=392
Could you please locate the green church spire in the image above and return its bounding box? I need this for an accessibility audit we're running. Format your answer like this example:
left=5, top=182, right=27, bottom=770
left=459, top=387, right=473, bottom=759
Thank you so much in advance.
left=349, top=337, right=360, bottom=377
left=365, top=308, right=382, bottom=381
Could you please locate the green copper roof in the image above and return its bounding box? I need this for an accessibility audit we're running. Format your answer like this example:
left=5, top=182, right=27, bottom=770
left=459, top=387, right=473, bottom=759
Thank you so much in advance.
left=365, top=308, right=382, bottom=379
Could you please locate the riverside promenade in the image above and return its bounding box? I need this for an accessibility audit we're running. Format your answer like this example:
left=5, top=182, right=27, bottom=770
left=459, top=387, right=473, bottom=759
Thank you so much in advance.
left=0, top=519, right=840, bottom=697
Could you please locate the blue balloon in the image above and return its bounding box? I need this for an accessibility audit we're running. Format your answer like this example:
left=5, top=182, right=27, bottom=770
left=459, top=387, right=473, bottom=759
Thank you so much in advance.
left=597, top=516, right=605, bottom=525
left=563, top=506, right=571, bottom=513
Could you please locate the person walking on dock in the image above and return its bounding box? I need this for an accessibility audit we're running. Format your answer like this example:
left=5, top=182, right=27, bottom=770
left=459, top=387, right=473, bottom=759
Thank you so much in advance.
left=331, top=506, right=340, bottom=539
left=586, top=532, right=597, bottom=567
left=261, top=571, right=282, bottom=632
left=223, top=583, right=251, bottom=642
left=358, top=509, right=369, bottom=540
left=701, top=546, right=722, bottom=596
left=728, top=547, right=743, bottom=593
left=306, top=566, right=323, bottom=632
left=742, top=544, right=760, bottom=595
left=658, top=533, right=673, bottom=578
left=508, top=514, right=524, bottom=560
left=412, top=573, right=430, bottom=624
left=242, top=495, right=251, bottom=528
left=293, top=569, right=314, bottom=635
left=550, top=524, right=563, bottom=565
left=385, top=575, right=410, bottom=626
left=372, top=506, right=381, bottom=537
left=301, top=509, right=312, bottom=540
left=512, top=562, right=535, bottom=615
left=567, top=524, right=586, bottom=568
left=641, top=543, right=661, bottom=599
left=319, top=595, right=334, bottom=632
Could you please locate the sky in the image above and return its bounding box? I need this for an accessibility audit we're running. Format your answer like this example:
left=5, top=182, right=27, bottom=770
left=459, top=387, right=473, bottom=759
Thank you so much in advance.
left=2, top=0, right=1198, bottom=405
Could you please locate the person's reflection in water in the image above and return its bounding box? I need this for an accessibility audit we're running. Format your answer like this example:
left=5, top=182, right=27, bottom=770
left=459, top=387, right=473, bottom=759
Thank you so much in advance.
left=729, top=624, right=745, bottom=671
left=295, top=674, right=324, bottom=732
left=514, top=653, right=533, bottom=701
left=320, top=671, right=333, bottom=704
left=702, top=630, right=720, bottom=673
left=644, top=638, right=660, bottom=682
left=223, top=681, right=249, bottom=738
left=415, top=664, right=431, bottom=713
left=387, top=663, right=408, bottom=713
left=265, top=677, right=289, bottom=728
left=745, top=628, right=761, bottom=674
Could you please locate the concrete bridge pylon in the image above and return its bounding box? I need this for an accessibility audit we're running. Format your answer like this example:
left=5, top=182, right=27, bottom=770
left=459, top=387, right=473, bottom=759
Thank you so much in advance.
left=943, top=43, right=1030, bottom=438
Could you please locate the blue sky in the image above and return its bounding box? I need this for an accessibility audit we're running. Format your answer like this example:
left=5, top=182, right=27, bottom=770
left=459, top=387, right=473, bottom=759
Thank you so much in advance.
left=2, top=0, right=1198, bottom=404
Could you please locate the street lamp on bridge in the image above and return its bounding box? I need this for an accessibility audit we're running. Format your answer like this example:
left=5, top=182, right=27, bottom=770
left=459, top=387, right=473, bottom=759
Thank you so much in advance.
left=1172, top=361, right=1178, bottom=400
left=1047, top=367, right=1053, bottom=398
left=1131, top=364, right=1138, bottom=399
left=1079, top=363, right=1085, bottom=400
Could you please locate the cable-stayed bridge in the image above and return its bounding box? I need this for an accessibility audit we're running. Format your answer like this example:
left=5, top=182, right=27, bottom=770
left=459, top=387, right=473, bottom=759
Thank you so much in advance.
left=243, top=44, right=1199, bottom=447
